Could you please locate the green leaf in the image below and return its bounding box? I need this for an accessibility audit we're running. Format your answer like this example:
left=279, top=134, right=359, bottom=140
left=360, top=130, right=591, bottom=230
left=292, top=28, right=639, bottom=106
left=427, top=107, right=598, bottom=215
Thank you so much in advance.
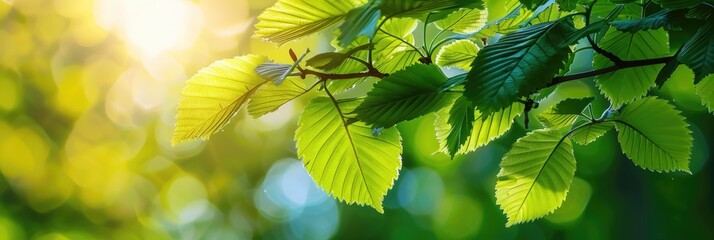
left=296, top=97, right=402, bottom=212
left=355, top=64, right=456, bottom=128
left=695, top=75, right=714, bottom=113
left=338, top=2, right=382, bottom=47
left=248, top=77, right=307, bottom=118
left=435, top=99, right=524, bottom=156
left=677, top=20, right=714, bottom=82
left=306, top=52, right=352, bottom=71
left=655, top=53, right=681, bottom=87
left=537, top=97, right=593, bottom=129
left=614, top=97, right=692, bottom=173
left=610, top=9, right=686, bottom=33
left=434, top=8, right=488, bottom=34
left=496, top=129, right=576, bottom=226
left=570, top=122, right=614, bottom=145
left=436, top=40, right=480, bottom=70
left=255, top=0, right=366, bottom=44
left=329, top=18, right=420, bottom=93
left=519, top=0, right=549, bottom=10
left=173, top=55, right=267, bottom=145
left=439, top=73, right=468, bottom=92
left=557, top=0, right=582, bottom=11
left=255, top=50, right=309, bottom=85
left=529, top=2, right=575, bottom=25
left=379, top=0, right=484, bottom=19
left=465, top=19, right=576, bottom=114
left=594, top=28, right=669, bottom=108
left=474, top=1, right=534, bottom=39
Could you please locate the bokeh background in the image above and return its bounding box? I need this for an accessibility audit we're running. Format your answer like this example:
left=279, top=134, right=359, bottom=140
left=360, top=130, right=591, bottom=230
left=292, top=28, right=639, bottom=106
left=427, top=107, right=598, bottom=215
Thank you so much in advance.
left=0, top=0, right=712, bottom=239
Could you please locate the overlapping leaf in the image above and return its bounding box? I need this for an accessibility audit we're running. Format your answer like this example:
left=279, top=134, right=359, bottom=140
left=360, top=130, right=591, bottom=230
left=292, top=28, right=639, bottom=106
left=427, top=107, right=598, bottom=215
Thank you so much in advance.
left=696, top=75, right=714, bottom=113
left=678, top=20, right=714, bottom=82
left=434, top=8, right=488, bottom=34
left=653, top=0, right=711, bottom=9
left=436, top=40, right=479, bottom=70
left=173, top=55, right=267, bottom=145
left=474, top=0, right=534, bottom=38
left=435, top=99, right=524, bottom=156
left=614, top=97, right=692, bottom=173
left=496, top=129, right=576, bottom=226
left=594, top=28, right=669, bottom=107
left=248, top=77, right=307, bottom=118
left=255, top=0, right=366, bottom=44
left=610, top=9, right=686, bottom=33
left=379, top=0, right=484, bottom=19
left=465, top=19, right=576, bottom=114
left=537, top=97, right=593, bottom=129
left=570, top=122, right=614, bottom=145
left=355, top=64, right=456, bottom=128
left=296, top=97, right=402, bottom=212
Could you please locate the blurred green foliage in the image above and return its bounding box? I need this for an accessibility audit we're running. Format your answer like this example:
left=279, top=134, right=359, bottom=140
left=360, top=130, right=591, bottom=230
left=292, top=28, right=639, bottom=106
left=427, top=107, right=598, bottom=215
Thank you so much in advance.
left=0, top=0, right=712, bottom=239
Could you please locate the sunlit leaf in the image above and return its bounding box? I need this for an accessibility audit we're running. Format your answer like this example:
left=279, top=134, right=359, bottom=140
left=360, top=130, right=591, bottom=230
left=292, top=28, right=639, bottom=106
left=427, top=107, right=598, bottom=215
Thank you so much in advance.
left=248, top=77, right=307, bottom=118
left=355, top=64, right=456, bottom=128
left=436, top=40, right=479, bottom=70
left=254, top=49, right=309, bottom=85
left=434, top=8, right=488, bottom=34
left=173, top=55, right=267, bottom=145
left=519, top=0, right=548, bottom=10
left=614, top=97, right=692, bottom=173
left=474, top=0, right=534, bottom=38
left=594, top=28, right=669, bottom=108
left=255, top=0, right=366, bottom=44
left=496, top=129, right=576, bottom=226
left=435, top=99, right=524, bottom=156
left=570, top=122, right=614, bottom=145
left=296, top=97, right=402, bottom=212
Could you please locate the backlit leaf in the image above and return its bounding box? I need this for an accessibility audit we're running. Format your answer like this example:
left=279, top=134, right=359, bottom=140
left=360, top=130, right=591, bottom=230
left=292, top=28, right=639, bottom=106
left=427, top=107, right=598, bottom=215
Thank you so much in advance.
left=434, top=8, right=488, bottom=34
left=436, top=39, right=480, bottom=70
left=695, top=75, right=714, bottom=113
left=248, top=77, right=307, bottom=118
left=537, top=97, right=593, bottom=129
left=173, top=55, right=267, bottom=145
left=496, top=129, right=576, bottom=226
left=677, top=20, right=714, bottom=82
left=296, top=97, right=402, bottom=212
left=594, top=28, right=669, bottom=107
left=255, top=0, right=366, bottom=44
left=614, top=97, right=692, bottom=173
left=570, top=122, right=614, bottom=145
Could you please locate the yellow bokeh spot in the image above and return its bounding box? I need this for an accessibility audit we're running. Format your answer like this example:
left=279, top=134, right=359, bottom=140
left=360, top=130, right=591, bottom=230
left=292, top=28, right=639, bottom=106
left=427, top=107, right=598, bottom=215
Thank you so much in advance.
left=161, top=175, right=207, bottom=221
left=0, top=216, right=26, bottom=240
left=53, top=66, right=91, bottom=118
left=0, top=125, right=48, bottom=180
left=0, top=73, right=20, bottom=111
left=71, top=21, right=109, bottom=47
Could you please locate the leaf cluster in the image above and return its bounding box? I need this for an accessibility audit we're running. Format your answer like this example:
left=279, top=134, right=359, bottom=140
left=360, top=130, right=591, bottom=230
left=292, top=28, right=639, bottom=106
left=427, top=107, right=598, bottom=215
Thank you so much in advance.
left=172, top=0, right=712, bottom=226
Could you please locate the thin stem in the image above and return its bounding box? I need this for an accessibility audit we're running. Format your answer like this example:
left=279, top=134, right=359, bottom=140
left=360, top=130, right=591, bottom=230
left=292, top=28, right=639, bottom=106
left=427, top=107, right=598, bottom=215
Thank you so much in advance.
left=299, top=68, right=385, bottom=80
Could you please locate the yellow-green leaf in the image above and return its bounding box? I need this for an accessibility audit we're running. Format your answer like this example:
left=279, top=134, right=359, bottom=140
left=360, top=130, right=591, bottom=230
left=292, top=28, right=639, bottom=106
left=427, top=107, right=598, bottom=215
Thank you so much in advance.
left=296, top=97, right=402, bottom=212
left=255, top=0, right=366, bottom=44
left=614, top=97, right=692, bottom=173
left=436, top=39, right=480, bottom=70
left=248, top=77, right=307, bottom=118
left=173, top=55, right=267, bottom=145
left=570, top=122, right=614, bottom=145
left=594, top=28, right=670, bottom=107
left=696, top=75, right=714, bottom=113
left=496, top=129, right=576, bottom=226
left=537, top=97, right=593, bottom=129
left=434, top=8, right=488, bottom=34
left=435, top=100, right=524, bottom=156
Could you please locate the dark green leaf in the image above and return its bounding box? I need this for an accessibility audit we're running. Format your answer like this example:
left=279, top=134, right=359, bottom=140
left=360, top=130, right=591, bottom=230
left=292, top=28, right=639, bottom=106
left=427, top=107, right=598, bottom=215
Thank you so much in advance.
left=653, top=0, right=711, bottom=9
left=338, top=3, right=381, bottom=47
left=354, top=64, right=457, bottom=128
left=465, top=19, right=577, bottom=114
left=557, top=0, right=582, bottom=11
left=610, top=9, right=687, bottom=33
left=677, top=20, right=714, bottom=82
left=655, top=54, right=681, bottom=87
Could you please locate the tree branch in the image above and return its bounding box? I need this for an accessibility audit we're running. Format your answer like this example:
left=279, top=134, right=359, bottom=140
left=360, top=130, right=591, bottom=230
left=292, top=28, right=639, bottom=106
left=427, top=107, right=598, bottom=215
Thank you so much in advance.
left=547, top=56, right=673, bottom=87
left=298, top=67, right=386, bottom=80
